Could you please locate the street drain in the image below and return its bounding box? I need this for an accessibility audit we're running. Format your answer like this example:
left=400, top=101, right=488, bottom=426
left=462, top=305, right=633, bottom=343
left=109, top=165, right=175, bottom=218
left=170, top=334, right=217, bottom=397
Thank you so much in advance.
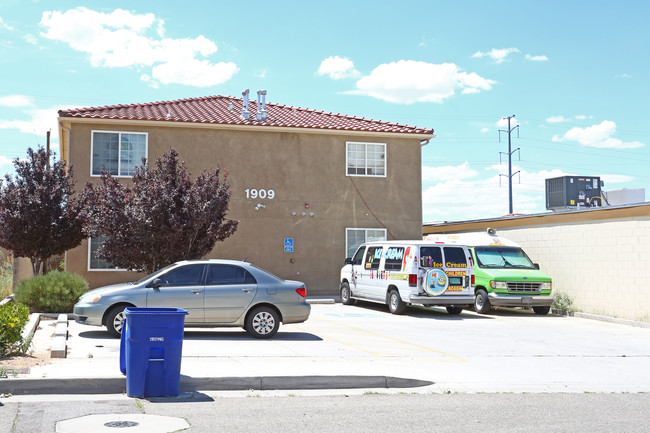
left=104, top=420, right=140, bottom=428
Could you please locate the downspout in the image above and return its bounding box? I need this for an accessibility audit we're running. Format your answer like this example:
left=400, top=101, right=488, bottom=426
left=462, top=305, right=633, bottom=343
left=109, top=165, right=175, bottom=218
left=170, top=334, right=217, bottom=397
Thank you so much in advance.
left=60, top=122, right=72, bottom=174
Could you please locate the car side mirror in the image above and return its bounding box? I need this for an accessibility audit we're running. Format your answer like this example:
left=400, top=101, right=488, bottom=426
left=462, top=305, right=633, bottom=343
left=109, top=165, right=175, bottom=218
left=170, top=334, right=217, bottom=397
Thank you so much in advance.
left=345, top=258, right=353, bottom=265
left=150, top=278, right=162, bottom=288
left=533, top=263, right=540, bottom=270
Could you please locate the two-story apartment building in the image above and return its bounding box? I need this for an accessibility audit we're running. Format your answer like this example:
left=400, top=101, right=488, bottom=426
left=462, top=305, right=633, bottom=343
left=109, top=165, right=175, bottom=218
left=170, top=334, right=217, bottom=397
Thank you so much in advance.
left=58, top=90, right=434, bottom=295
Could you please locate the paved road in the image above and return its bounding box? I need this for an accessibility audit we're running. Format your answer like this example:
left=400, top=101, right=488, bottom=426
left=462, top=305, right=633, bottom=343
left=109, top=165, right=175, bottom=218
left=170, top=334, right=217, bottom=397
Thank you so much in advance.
left=3, top=392, right=649, bottom=433
left=16, top=302, right=650, bottom=393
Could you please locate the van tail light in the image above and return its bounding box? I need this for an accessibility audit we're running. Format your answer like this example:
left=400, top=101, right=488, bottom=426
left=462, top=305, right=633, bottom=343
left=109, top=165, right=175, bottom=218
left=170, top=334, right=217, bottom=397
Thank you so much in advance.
left=471, top=275, right=475, bottom=285
left=409, top=274, right=418, bottom=287
left=296, top=287, right=307, bottom=298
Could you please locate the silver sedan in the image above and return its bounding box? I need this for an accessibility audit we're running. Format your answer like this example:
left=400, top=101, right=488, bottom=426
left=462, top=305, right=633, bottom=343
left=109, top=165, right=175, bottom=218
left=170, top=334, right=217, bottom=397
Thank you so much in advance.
left=73, top=259, right=311, bottom=339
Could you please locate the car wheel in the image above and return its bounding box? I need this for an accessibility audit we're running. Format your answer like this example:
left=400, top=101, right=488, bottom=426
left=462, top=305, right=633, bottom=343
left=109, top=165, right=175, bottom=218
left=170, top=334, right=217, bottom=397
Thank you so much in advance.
left=246, top=306, right=280, bottom=339
left=105, top=305, right=127, bottom=338
left=387, top=289, right=406, bottom=315
left=340, top=282, right=355, bottom=305
left=533, top=306, right=551, bottom=315
left=474, top=289, right=491, bottom=314
left=446, top=306, right=463, bottom=315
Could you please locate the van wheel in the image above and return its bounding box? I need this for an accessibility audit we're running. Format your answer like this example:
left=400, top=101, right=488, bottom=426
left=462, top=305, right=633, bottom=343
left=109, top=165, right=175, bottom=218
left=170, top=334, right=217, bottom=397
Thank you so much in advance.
left=340, top=282, right=354, bottom=305
left=387, top=289, right=406, bottom=315
left=533, top=306, right=551, bottom=315
left=446, top=306, right=463, bottom=315
left=474, top=289, right=491, bottom=314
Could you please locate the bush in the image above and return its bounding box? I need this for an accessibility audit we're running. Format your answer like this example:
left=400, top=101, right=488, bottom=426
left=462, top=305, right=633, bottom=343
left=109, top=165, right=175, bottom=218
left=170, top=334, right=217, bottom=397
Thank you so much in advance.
left=14, top=271, right=88, bottom=313
left=552, top=291, right=577, bottom=312
left=0, top=252, right=13, bottom=300
left=0, top=302, right=29, bottom=357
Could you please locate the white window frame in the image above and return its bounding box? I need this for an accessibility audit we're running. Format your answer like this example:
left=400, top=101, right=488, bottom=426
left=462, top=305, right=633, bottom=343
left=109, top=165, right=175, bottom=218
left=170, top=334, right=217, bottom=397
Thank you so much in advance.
left=90, top=130, right=148, bottom=178
left=346, top=141, right=387, bottom=177
left=87, top=237, right=127, bottom=271
left=345, top=228, right=387, bottom=259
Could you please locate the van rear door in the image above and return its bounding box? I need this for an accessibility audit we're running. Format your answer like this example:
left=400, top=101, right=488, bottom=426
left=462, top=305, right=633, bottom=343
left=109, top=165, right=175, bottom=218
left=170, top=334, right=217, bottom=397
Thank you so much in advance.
left=442, top=246, right=472, bottom=295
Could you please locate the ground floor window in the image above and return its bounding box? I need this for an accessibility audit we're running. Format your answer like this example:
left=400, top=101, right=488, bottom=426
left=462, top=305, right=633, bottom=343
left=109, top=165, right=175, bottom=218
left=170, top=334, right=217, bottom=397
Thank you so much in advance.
left=345, top=228, right=387, bottom=259
left=88, top=236, right=124, bottom=271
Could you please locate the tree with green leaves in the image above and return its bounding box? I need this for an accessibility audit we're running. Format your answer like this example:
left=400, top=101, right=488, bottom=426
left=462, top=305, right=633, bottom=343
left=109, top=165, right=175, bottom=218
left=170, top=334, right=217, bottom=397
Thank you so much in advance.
left=79, top=148, right=238, bottom=274
left=0, top=147, right=84, bottom=275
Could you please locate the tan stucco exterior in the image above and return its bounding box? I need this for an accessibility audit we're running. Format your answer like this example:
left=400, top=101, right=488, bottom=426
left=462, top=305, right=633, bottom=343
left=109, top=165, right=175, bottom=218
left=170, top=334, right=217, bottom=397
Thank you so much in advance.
left=60, top=118, right=430, bottom=295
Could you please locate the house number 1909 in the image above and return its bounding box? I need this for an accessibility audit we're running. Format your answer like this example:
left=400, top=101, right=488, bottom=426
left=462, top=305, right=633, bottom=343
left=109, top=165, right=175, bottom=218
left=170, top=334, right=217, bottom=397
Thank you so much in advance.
left=245, top=188, right=275, bottom=199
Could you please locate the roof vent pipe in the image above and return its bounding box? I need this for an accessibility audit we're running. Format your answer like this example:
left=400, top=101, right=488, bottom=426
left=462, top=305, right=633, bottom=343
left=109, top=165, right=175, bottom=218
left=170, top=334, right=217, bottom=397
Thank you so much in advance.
left=241, top=89, right=251, bottom=120
left=256, top=90, right=267, bottom=121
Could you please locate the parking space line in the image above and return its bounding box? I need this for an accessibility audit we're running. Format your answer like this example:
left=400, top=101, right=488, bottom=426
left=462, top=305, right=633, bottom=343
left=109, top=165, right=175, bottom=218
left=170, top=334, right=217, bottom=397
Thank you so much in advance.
left=298, top=318, right=467, bottom=363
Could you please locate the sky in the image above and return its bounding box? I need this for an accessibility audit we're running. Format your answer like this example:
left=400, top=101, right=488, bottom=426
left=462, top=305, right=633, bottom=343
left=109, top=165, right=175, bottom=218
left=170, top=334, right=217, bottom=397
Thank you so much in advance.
left=1, top=1, right=648, bottom=223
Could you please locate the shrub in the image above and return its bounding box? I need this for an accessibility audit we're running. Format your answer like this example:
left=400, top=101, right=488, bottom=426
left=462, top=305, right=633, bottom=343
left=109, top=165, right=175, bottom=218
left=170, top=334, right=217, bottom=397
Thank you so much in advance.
left=552, top=291, right=577, bottom=312
left=14, top=271, right=88, bottom=313
left=0, top=252, right=13, bottom=300
left=0, top=302, right=29, bottom=357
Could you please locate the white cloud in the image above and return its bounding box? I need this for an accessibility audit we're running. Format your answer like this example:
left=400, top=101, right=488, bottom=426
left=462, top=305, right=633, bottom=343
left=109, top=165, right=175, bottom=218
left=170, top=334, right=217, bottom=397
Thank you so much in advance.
left=600, top=174, right=634, bottom=184
left=0, top=17, right=14, bottom=31
left=348, top=60, right=495, bottom=104
left=0, top=105, right=73, bottom=136
left=552, top=120, right=645, bottom=149
left=422, top=165, right=568, bottom=222
left=480, top=127, right=490, bottom=133
left=472, top=47, right=520, bottom=64
left=617, top=73, right=632, bottom=79
left=0, top=95, right=33, bottom=107
left=39, top=7, right=238, bottom=87
left=496, top=116, right=519, bottom=128
left=317, top=56, right=361, bottom=79
left=525, top=54, right=549, bottom=62
left=546, top=115, right=569, bottom=123
left=0, top=155, right=12, bottom=167
left=422, top=162, right=478, bottom=182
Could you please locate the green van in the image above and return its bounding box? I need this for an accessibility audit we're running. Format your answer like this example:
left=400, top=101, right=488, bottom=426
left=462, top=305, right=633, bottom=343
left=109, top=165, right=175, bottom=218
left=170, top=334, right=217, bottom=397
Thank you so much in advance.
left=425, top=229, right=553, bottom=315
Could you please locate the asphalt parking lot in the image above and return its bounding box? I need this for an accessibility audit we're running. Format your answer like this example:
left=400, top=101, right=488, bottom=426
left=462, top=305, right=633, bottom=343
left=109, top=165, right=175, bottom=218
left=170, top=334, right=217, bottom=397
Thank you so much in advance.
left=15, top=301, right=650, bottom=394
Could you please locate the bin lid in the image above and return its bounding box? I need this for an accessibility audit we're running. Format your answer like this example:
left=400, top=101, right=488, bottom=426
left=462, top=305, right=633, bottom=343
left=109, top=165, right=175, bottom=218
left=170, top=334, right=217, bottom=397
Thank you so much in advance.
left=124, top=307, right=188, bottom=315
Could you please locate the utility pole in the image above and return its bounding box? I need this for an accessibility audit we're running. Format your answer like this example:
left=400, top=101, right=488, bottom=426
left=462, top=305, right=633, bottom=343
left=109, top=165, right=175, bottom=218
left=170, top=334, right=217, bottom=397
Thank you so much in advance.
left=499, top=115, right=520, bottom=214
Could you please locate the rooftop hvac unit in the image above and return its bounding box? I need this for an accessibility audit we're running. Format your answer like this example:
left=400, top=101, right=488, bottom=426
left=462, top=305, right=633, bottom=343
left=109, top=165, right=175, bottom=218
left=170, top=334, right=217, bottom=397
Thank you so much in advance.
left=545, top=176, right=603, bottom=210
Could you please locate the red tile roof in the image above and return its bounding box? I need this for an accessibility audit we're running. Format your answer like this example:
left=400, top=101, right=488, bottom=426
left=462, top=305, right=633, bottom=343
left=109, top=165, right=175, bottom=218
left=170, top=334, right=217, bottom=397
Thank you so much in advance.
left=58, top=94, right=433, bottom=135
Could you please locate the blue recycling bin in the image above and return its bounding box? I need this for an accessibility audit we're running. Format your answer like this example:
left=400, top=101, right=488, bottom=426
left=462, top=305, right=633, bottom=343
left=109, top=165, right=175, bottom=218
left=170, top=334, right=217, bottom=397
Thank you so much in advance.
left=119, top=307, right=188, bottom=398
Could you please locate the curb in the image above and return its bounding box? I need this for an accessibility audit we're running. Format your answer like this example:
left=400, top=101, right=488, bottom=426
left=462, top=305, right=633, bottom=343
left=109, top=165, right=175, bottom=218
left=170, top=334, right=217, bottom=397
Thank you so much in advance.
left=0, top=375, right=433, bottom=396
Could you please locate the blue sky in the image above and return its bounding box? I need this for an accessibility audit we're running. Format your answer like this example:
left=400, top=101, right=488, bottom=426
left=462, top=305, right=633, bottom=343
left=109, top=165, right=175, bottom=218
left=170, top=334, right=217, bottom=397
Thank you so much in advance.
left=1, top=1, right=648, bottom=223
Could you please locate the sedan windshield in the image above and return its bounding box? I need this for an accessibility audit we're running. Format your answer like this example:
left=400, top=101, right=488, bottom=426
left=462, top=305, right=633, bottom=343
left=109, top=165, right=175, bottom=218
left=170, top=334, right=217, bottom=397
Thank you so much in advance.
left=130, top=263, right=179, bottom=285
left=474, top=246, right=535, bottom=269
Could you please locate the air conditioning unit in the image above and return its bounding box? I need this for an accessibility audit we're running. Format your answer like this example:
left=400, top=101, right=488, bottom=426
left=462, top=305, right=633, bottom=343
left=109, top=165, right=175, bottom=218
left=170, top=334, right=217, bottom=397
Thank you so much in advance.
left=545, top=176, right=603, bottom=210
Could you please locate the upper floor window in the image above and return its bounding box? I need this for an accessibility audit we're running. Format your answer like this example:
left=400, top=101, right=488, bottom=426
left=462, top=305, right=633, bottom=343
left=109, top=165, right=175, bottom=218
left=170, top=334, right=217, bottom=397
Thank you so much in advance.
left=92, top=131, right=147, bottom=177
left=346, top=142, right=386, bottom=177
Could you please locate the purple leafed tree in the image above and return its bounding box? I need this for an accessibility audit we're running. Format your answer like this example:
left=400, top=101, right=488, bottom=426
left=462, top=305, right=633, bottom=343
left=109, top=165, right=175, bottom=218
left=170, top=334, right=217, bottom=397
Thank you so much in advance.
left=79, top=148, right=238, bottom=274
left=0, top=147, right=84, bottom=275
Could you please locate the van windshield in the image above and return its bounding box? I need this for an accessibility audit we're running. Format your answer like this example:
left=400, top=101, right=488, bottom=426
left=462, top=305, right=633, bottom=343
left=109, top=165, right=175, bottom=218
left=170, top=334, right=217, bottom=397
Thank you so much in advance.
left=474, top=246, right=535, bottom=269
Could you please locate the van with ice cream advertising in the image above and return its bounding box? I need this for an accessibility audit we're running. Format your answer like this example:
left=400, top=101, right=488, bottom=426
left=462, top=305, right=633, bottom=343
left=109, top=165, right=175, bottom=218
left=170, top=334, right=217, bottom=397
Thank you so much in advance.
left=425, top=229, right=553, bottom=315
left=339, top=241, right=475, bottom=315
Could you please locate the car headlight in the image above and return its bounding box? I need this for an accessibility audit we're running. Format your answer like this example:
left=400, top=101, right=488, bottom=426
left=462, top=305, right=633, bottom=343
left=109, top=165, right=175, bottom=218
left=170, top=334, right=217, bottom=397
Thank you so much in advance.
left=490, top=281, right=507, bottom=289
left=541, top=282, right=552, bottom=290
left=80, top=293, right=102, bottom=303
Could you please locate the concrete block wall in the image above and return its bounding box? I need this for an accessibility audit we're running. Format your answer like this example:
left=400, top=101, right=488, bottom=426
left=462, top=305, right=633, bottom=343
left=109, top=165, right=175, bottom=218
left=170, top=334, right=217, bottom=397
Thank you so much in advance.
left=497, top=217, right=650, bottom=322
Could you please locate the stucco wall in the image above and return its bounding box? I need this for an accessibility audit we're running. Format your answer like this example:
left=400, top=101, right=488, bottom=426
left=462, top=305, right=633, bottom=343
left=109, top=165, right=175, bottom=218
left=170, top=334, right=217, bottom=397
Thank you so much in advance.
left=437, top=216, right=650, bottom=322
left=62, top=121, right=425, bottom=295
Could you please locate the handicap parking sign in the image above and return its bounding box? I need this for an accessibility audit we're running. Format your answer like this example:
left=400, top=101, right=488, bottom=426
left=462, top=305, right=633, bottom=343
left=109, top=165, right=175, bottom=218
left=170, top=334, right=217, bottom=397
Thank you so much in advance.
left=284, top=238, right=294, bottom=252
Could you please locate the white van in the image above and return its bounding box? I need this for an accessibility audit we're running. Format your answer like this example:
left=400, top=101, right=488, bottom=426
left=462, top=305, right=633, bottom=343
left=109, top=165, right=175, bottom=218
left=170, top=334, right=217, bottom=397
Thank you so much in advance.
left=340, top=241, right=475, bottom=314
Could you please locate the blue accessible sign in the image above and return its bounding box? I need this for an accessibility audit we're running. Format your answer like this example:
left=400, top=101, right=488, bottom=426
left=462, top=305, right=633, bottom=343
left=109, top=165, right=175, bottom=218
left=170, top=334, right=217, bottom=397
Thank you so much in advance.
left=284, top=238, right=294, bottom=253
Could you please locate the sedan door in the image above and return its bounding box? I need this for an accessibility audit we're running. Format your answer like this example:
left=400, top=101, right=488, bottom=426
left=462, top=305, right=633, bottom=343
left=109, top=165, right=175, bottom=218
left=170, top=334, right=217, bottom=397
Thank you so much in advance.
left=146, top=264, right=206, bottom=324
left=204, top=264, right=257, bottom=323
